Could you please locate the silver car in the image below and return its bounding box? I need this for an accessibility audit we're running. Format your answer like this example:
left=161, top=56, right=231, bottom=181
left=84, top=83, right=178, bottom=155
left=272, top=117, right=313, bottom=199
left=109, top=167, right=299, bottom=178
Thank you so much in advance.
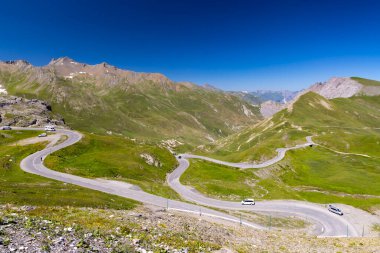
left=1, top=126, right=12, bottom=130
left=241, top=199, right=255, bottom=205
left=328, top=204, right=343, bottom=215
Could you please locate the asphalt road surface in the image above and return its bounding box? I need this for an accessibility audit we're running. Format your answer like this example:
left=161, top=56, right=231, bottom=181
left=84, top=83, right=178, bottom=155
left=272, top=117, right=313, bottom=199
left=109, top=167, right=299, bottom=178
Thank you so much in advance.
left=16, top=128, right=359, bottom=237
left=168, top=155, right=359, bottom=237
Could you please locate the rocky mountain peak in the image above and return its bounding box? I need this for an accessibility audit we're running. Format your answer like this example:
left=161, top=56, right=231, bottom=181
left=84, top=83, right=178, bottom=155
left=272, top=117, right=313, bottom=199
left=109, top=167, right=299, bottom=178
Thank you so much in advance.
left=48, top=57, right=79, bottom=66
left=1, top=60, right=31, bottom=66
left=306, top=77, right=362, bottom=99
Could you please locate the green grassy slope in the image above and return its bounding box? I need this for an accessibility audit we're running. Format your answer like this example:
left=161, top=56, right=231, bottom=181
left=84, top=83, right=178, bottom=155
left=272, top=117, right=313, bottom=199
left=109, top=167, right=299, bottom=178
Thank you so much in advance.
left=196, top=92, right=380, bottom=162
left=181, top=159, right=258, bottom=201
left=184, top=91, right=380, bottom=210
left=1, top=130, right=42, bottom=144
left=182, top=147, right=380, bottom=210
left=0, top=131, right=138, bottom=209
left=0, top=66, right=261, bottom=147
left=351, top=77, right=380, bottom=86
left=45, top=133, right=180, bottom=199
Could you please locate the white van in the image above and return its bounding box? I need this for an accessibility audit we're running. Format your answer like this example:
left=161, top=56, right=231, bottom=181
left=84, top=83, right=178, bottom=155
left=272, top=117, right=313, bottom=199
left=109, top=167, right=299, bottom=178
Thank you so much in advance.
left=44, top=125, right=56, bottom=131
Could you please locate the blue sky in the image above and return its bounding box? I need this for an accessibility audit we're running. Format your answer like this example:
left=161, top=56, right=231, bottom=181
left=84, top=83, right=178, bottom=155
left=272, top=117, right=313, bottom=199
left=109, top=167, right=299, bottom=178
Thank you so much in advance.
left=1, top=0, right=380, bottom=91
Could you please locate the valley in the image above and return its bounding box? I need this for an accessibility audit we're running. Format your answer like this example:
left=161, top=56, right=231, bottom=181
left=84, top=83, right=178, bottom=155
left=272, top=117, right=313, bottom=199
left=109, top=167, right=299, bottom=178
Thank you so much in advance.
left=3, top=1, right=380, bottom=251
left=195, top=91, right=380, bottom=163
left=1, top=59, right=380, bottom=252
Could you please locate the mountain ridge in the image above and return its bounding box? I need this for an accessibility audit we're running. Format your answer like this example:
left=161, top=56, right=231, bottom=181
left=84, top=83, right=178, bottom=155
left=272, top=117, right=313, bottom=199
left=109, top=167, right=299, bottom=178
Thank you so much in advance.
left=0, top=57, right=261, bottom=146
left=256, top=77, right=380, bottom=117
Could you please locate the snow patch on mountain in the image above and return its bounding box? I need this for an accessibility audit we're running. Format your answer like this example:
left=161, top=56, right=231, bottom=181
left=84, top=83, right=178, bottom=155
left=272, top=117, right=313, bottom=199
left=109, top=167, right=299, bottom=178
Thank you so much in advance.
left=0, top=84, right=7, bottom=94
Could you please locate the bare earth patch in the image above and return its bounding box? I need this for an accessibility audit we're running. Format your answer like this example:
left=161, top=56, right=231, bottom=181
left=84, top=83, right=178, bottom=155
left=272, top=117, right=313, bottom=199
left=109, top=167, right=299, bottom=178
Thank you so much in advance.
left=9, top=133, right=65, bottom=147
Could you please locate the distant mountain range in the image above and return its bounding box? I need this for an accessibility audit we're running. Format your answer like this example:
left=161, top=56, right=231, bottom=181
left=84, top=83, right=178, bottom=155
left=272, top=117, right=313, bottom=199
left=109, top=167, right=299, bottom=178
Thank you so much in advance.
left=230, top=90, right=298, bottom=105
left=231, top=77, right=380, bottom=118
left=197, top=77, right=380, bottom=162
left=2, top=56, right=380, bottom=147
left=229, top=90, right=299, bottom=118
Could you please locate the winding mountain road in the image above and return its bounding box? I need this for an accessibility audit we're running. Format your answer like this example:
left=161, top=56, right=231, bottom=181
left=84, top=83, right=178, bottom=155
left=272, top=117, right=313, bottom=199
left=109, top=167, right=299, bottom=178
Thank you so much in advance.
left=16, top=128, right=359, bottom=237
left=17, top=128, right=264, bottom=230
left=168, top=138, right=360, bottom=237
left=178, top=136, right=315, bottom=169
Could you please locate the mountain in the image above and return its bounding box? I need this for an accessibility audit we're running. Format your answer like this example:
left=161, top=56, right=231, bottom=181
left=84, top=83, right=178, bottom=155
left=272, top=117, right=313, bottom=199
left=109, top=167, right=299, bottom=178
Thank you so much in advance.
left=304, top=77, right=380, bottom=99
left=0, top=58, right=261, bottom=146
left=196, top=78, right=380, bottom=162
left=252, top=90, right=299, bottom=103
left=231, top=90, right=298, bottom=105
left=259, top=100, right=286, bottom=118
left=258, top=77, right=380, bottom=118
left=230, top=90, right=298, bottom=118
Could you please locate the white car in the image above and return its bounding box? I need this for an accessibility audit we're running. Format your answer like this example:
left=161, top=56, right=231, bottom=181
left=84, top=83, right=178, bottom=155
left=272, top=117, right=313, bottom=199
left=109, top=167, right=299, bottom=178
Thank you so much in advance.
left=1, top=126, right=12, bottom=130
left=44, top=125, right=55, bottom=131
left=38, top=133, right=47, bottom=137
left=241, top=199, right=255, bottom=205
left=328, top=204, right=343, bottom=216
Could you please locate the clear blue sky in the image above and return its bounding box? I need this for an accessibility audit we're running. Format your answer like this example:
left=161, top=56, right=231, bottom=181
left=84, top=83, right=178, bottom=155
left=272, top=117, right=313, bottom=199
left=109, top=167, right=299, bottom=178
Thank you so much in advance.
left=1, top=0, right=380, bottom=91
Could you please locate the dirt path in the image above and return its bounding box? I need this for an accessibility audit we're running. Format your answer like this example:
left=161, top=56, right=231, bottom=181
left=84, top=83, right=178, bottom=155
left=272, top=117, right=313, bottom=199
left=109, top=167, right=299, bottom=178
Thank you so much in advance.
left=10, top=133, right=64, bottom=147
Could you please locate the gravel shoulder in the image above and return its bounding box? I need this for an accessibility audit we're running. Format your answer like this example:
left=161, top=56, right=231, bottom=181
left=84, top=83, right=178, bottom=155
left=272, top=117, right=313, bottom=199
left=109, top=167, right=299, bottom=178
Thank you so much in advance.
left=1, top=205, right=379, bottom=253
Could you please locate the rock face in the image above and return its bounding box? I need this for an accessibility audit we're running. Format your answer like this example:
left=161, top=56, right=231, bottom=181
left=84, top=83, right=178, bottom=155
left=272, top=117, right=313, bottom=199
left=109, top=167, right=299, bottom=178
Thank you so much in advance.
left=307, top=77, right=363, bottom=99
left=0, top=95, right=64, bottom=127
left=260, top=100, right=286, bottom=118
left=140, top=153, right=161, bottom=167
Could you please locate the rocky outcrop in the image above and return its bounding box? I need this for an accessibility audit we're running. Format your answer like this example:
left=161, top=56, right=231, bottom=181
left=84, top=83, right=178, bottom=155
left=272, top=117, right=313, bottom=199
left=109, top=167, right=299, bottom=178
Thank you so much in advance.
left=305, top=77, right=380, bottom=99
left=0, top=95, right=64, bottom=127
left=140, top=153, right=162, bottom=167
left=307, top=77, right=362, bottom=99
left=0, top=84, right=7, bottom=95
